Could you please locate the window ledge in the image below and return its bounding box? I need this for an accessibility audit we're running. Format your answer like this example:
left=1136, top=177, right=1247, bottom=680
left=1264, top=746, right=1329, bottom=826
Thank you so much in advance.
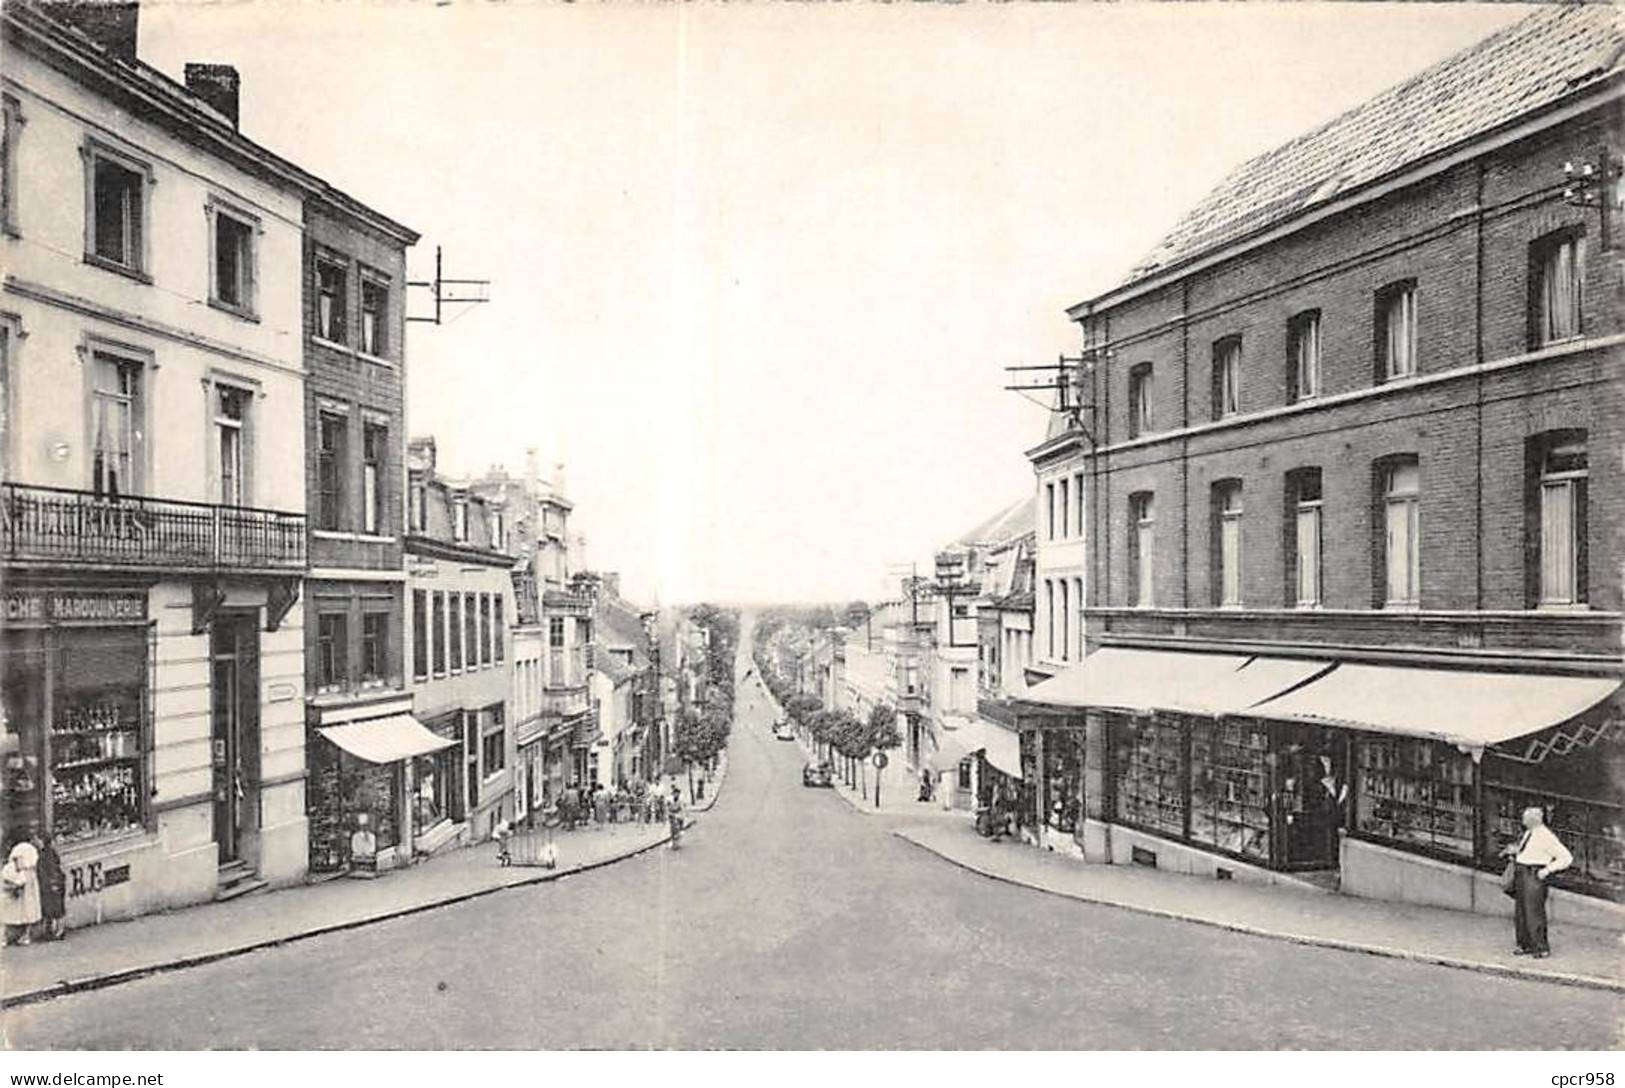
left=313, top=529, right=398, bottom=544
left=83, top=253, right=151, bottom=284
left=1535, top=602, right=1592, bottom=614
left=311, top=333, right=351, bottom=353
left=207, top=297, right=259, bottom=323
left=358, top=348, right=396, bottom=368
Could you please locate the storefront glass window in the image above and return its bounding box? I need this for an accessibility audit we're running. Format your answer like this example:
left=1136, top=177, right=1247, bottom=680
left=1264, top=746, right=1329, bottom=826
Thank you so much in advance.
left=1111, top=714, right=1185, bottom=838
left=1482, top=784, right=1622, bottom=899
left=1043, top=731, right=1084, bottom=833
left=1, top=635, right=48, bottom=844
left=1354, top=737, right=1473, bottom=859
left=1189, top=719, right=1270, bottom=862
left=414, top=750, right=450, bottom=832
left=48, top=629, right=148, bottom=844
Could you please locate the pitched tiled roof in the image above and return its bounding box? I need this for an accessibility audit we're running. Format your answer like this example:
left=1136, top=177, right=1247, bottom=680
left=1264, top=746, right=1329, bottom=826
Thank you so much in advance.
left=1115, top=5, right=1625, bottom=293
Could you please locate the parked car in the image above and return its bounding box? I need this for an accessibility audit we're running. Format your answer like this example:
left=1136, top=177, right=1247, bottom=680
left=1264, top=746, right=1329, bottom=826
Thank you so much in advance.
left=774, top=720, right=795, bottom=741
left=802, top=762, right=833, bottom=788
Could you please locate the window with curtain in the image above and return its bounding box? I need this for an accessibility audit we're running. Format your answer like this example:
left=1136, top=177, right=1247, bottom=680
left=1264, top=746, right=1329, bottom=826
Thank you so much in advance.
left=1130, top=492, right=1155, bottom=607
left=1533, top=232, right=1584, bottom=347
left=1212, top=337, right=1241, bottom=419
left=1536, top=435, right=1588, bottom=606
left=1287, top=468, right=1323, bottom=608
left=315, top=258, right=347, bottom=342
left=412, top=590, right=428, bottom=681
left=317, top=412, right=346, bottom=531
left=431, top=592, right=446, bottom=675
left=1074, top=472, right=1086, bottom=536
left=214, top=385, right=248, bottom=506
left=1046, top=483, right=1055, bottom=540
left=91, top=352, right=140, bottom=498
left=362, top=423, right=386, bottom=534
left=464, top=592, right=478, bottom=669
left=1381, top=458, right=1421, bottom=607
left=449, top=593, right=463, bottom=671
left=1045, top=579, right=1055, bottom=657
left=1377, top=282, right=1418, bottom=380
left=1289, top=310, right=1321, bottom=401
left=1058, top=579, right=1069, bottom=662
left=1058, top=478, right=1070, bottom=540
left=1213, top=481, right=1243, bottom=607
left=1128, top=364, right=1153, bottom=438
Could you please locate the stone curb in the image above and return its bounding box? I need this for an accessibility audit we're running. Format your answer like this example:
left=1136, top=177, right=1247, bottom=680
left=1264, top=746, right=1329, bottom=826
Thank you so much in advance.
left=892, top=829, right=1625, bottom=996
left=1, top=827, right=677, bottom=1011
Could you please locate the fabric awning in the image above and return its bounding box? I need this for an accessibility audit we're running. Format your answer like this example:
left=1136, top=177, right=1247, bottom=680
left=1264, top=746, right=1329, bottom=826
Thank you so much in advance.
left=928, top=732, right=972, bottom=772
left=320, top=714, right=454, bottom=765
left=1021, top=648, right=1309, bottom=716
left=1251, top=663, right=1621, bottom=749
left=980, top=720, right=1023, bottom=778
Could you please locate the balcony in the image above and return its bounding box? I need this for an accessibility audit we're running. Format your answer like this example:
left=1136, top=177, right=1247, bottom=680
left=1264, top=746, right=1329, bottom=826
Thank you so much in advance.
left=3, top=483, right=306, bottom=573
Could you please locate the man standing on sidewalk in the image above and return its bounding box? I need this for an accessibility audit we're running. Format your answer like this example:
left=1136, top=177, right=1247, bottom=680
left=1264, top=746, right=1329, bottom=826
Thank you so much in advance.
left=1504, top=806, right=1573, bottom=959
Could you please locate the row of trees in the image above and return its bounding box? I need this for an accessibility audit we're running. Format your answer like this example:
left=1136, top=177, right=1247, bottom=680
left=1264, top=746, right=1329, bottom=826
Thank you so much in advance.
left=670, top=605, right=741, bottom=800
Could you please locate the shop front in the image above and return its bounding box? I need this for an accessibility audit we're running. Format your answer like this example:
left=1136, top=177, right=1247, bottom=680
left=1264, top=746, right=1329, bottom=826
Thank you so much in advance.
left=1020, top=647, right=1623, bottom=916
left=307, top=702, right=451, bottom=873
left=410, top=710, right=466, bottom=855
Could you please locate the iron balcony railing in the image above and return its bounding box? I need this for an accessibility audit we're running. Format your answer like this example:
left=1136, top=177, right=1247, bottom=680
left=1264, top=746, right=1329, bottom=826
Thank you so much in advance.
left=2, top=482, right=306, bottom=571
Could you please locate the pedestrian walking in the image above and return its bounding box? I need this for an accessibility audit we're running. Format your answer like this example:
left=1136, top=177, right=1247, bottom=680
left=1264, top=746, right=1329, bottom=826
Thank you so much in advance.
left=593, top=786, right=608, bottom=828
left=1501, top=805, right=1573, bottom=958
left=1, top=837, right=42, bottom=946
left=35, top=832, right=65, bottom=941
left=918, top=768, right=934, bottom=803
left=492, top=817, right=512, bottom=866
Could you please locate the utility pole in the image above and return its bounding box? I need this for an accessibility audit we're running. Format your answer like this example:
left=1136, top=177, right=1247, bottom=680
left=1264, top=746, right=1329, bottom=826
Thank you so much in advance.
left=406, top=245, right=492, bottom=325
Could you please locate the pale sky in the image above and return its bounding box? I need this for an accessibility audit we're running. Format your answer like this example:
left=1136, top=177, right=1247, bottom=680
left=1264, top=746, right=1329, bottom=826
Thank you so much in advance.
left=139, top=1, right=1530, bottom=607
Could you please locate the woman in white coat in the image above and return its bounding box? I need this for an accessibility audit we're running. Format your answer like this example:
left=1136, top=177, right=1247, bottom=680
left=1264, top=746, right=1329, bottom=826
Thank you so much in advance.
left=2, top=837, right=43, bottom=945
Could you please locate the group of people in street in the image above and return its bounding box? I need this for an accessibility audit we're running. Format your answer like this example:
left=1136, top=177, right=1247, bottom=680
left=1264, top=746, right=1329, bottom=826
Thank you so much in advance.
left=2, top=830, right=65, bottom=946
left=549, top=779, right=684, bottom=832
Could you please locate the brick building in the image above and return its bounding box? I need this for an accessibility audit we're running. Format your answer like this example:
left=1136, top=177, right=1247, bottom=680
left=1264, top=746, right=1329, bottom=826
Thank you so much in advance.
left=300, top=189, right=424, bottom=876
left=1018, top=6, right=1624, bottom=920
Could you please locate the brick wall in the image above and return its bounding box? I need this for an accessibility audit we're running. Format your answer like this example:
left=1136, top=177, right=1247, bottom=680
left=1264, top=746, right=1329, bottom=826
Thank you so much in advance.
left=1074, top=103, right=1624, bottom=658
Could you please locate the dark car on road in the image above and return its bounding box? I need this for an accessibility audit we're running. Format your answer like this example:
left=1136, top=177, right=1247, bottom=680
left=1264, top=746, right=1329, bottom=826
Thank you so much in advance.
left=802, top=762, right=833, bottom=788
left=774, top=720, right=795, bottom=741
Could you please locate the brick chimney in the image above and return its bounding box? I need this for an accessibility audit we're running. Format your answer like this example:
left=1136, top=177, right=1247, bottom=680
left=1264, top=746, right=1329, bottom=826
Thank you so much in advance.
left=184, top=63, right=241, bottom=128
left=408, top=436, right=437, bottom=474
left=41, top=1, right=140, bottom=63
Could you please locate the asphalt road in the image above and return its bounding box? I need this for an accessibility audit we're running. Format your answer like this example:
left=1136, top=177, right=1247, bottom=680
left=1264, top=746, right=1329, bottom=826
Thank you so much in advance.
left=6, top=645, right=1621, bottom=1049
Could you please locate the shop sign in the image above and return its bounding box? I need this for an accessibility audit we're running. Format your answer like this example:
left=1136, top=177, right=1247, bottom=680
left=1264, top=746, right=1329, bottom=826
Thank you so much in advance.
left=68, top=860, right=131, bottom=899
left=2, top=589, right=146, bottom=624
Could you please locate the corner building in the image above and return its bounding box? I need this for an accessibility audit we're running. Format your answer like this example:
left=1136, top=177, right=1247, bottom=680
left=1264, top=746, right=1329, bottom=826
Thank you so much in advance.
left=1020, top=6, right=1625, bottom=923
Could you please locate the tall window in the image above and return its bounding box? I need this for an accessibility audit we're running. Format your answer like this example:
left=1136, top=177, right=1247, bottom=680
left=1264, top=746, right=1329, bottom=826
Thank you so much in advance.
left=431, top=591, right=446, bottom=675
left=1286, top=468, right=1323, bottom=608
left=1058, top=479, right=1070, bottom=540
left=317, top=612, right=347, bottom=690
left=1377, top=281, right=1418, bottom=381
left=479, top=594, right=492, bottom=666
left=449, top=593, right=463, bottom=671
left=1072, top=577, right=1084, bottom=659
left=1075, top=472, right=1086, bottom=537
left=215, top=385, right=248, bottom=506
left=412, top=590, right=428, bottom=681
left=1046, top=482, right=1056, bottom=540
left=1380, top=458, right=1421, bottom=608
left=1288, top=310, right=1321, bottom=402
left=361, top=610, right=388, bottom=683
left=409, top=476, right=426, bottom=533
left=1532, top=231, right=1584, bottom=347
left=88, top=147, right=146, bottom=272
left=490, top=510, right=505, bottom=551
left=464, top=592, right=478, bottom=670
left=3, top=94, right=21, bottom=236
left=549, top=616, right=566, bottom=683
left=482, top=705, right=506, bottom=776
left=453, top=500, right=469, bottom=542
left=362, top=422, right=386, bottom=535
left=315, top=258, right=347, bottom=342
left=1129, top=492, right=1155, bottom=608
left=1045, top=579, right=1056, bottom=657
left=1213, top=480, right=1243, bottom=607
left=1530, top=432, right=1588, bottom=606
left=360, top=276, right=389, bottom=356
left=90, top=352, right=141, bottom=497
left=317, top=412, right=346, bottom=531
left=494, top=597, right=505, bottom=662
left=211, top=206, right=255, bottom=314
left=1059, top=579, right=1070, bottom=662
left=1128, top=364, right=1153, bottom=439
left=1212, top=337, right=1241, bottom=419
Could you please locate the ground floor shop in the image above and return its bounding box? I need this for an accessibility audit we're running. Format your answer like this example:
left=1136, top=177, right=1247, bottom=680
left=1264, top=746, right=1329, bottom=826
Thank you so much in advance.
left=1016, top=647, right=1624, bottom=921
left=1, top=578, right=305, bottom=928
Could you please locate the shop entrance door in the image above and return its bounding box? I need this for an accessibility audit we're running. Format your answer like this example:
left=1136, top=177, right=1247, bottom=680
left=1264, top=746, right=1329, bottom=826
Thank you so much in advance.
left=210, top=612, right=260, bottom=865
left=1275, top=726, right=1346, bottom=871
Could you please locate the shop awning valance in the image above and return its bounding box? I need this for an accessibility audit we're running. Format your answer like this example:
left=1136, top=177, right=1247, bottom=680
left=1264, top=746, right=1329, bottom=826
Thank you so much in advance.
left=1250, top=663, right=1621, bottom=750
left=319, top=714, right=454, bottom=765
left=980, top=720, right=1022, bottom=778
left=1020, top=648, right=1326, bottom=717
left=928, top=731, right=972, bottom=772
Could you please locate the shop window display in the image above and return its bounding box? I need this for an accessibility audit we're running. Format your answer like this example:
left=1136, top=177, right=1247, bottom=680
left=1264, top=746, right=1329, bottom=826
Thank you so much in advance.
left=1043, top=731, right=1084, bottom=834
left=1112, top=714, right=1186, bottom=838
left=1189, top=719, right=1271, bottom=861
left=2, top=628, right=148, bottom=846
left=1354, top=737, right=1474, bottom=859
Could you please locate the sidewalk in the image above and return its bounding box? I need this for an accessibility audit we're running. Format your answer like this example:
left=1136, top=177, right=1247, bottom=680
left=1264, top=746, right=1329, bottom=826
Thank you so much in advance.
left=895, top=818, right=1625, bottom=993
left=2, top=816, right=675, bottom=1009
left=822, top=748, right=961, bottom=823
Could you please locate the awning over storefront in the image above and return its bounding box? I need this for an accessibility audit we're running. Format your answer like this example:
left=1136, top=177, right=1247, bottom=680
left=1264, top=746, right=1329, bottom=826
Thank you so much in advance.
left=1027, top=652, right=1254, bottom=721
left=319, top=714, right=454, bottom=765
left=1251, top=663, right=1621, bottom=750
left=980, top=720, right=1022, bottom=778
left=928, top=732, right=971, bottom=772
